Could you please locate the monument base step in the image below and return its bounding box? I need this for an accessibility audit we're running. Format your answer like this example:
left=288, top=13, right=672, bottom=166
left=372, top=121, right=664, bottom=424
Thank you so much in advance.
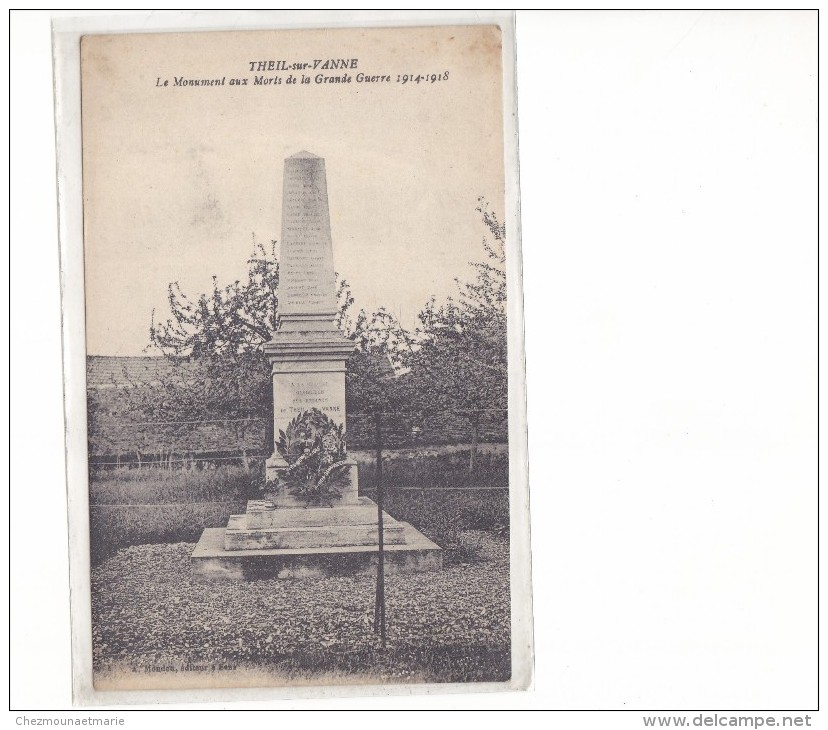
left=242, top=498, right=380, bottom=529
left=222, top=497, right=409, bottom=550
left=192, top=524, right=443, bottom=581
left=224, top=515, right=407, bottom=550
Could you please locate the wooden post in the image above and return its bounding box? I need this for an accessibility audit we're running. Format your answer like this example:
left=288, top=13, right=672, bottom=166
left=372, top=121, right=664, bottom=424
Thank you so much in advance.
left=374, top=412, right=386, bottom=647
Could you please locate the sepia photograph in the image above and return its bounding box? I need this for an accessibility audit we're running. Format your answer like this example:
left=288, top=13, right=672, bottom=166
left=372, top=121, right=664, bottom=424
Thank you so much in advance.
left=59, top=17, right=530, bottom=702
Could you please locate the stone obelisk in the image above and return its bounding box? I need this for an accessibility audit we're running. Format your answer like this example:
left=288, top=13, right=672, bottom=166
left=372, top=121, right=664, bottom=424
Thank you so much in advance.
left=264, top=152, right=357, bottom=501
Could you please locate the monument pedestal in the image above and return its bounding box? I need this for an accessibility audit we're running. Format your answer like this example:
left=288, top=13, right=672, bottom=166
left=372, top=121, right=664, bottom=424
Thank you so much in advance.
left=192, top=497, right=442, bottom=581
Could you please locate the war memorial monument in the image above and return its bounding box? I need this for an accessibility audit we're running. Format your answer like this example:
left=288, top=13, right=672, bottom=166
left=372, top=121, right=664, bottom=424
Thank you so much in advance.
left=191, top=152, right=442, bottom=580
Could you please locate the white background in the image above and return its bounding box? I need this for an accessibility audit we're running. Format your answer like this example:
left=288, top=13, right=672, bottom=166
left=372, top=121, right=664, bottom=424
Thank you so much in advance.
left=8, top=8, right=819, bottom=722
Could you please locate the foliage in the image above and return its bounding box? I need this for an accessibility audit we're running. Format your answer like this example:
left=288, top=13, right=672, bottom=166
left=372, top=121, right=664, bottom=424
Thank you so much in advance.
left=402, top=199, right=508, bottom=468
left=365, top=489, right=509, bottom=565
left=91, top=537, right=510, bottom=682
left=89, top=501, right=244, bottom=566
left=356, top=449, right=508, bottom=490
left=346, top=200, right=508, bottom=430
left=123, top=351, right=271, bottom=422
left=87, top=388, right=105, bottom=451
left=89, top=465, right=256, bottom=564
left=350, top=307, right=413, bottom=371
left=150, top=240, right=280, bottom=359
left=118, top=239, right=411, bottom=442
left=458, top=198, right=507, bottom=313
left=89, top=464, right=258, bottom=505
left=275, top=409, right=351, bottom=506
left=112, top=242, right=284, bottom=447
left=92, top=202, right=509, bottom=463
left=344, top=306, right=414, bottom=418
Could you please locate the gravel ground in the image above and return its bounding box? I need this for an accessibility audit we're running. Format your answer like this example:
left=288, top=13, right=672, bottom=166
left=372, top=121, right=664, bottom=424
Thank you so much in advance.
left=91, top=531, right=510, bottom=686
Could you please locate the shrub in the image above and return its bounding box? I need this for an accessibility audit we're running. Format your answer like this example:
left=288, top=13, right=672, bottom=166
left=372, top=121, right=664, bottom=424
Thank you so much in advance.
left=357, top=449, right=508, bottom=490
left=366, top=489, right=509, bottom=565
left=89, top=501, right=245, bottom=565
left=90, top=465, right=261, bottom=505
left=89, top=465, right=258, bottom=564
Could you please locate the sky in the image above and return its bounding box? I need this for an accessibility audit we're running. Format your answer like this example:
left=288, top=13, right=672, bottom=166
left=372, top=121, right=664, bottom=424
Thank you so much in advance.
left=80, top=25, right=505, bottom=355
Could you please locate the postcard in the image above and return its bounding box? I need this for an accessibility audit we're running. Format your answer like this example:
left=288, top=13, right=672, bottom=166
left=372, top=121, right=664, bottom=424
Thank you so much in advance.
left=53, top=11, right=530, bottom=705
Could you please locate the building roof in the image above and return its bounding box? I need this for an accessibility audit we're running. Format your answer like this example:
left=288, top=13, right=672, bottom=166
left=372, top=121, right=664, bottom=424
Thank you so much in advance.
left=86, top=355, right=190, bottom=388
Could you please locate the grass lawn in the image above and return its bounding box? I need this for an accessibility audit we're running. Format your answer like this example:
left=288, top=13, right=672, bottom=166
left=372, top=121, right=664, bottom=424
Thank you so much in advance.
left=88, top=456, right=512, bottom=686
left=92, top=531, right=511, bottom=688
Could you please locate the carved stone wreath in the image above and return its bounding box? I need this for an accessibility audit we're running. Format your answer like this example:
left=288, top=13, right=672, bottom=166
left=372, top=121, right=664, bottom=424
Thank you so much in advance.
left=275, top=408, right=350, bottom=506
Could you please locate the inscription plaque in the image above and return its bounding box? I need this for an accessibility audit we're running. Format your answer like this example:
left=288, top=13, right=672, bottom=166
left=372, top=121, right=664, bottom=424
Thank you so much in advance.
left=274, top=371, right=346, bottom=431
